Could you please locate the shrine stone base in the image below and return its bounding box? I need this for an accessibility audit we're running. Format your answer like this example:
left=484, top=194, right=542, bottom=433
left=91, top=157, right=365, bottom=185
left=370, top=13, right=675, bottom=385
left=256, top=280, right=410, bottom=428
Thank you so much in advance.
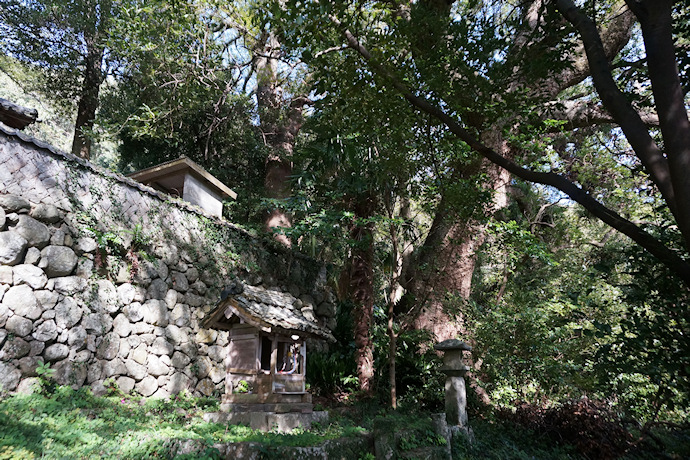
left=204, top=410, right=329, bottom=433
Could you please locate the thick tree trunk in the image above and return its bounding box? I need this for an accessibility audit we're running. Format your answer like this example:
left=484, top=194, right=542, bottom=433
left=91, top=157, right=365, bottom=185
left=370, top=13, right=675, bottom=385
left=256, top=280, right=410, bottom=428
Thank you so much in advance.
left=255, top=32, right=306, bottom=245
left=399, top=157, right=509, bottom=342
left=346, top=194, right=376, bottom=395
left=70, top=39, right=104, bottom=159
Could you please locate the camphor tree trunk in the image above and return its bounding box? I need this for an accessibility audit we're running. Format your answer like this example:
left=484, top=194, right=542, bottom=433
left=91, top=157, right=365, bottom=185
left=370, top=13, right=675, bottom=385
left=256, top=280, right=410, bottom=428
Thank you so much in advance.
left=71, top=38, right=104, bottom=159
left=363, top=0, right=639, bottom=343
left=70, top=0, right=112, bottom=160
left=399, top=158, right=509, bottom=342
left=255, top=31, right=306, bottom=246
left=345, top=193, right=377, bottom=395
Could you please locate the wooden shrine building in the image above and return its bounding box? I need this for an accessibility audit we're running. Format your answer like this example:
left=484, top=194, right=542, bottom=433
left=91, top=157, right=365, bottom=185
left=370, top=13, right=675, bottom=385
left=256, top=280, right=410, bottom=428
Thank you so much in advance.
left=202, top=283, right=335, bottom=413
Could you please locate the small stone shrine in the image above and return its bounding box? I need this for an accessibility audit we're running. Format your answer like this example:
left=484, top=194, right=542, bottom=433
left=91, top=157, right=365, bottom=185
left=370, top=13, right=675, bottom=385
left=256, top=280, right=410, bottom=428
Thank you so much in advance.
left=201, top=281, right=335, bottom=414
left=435, top=339, right=472, bottom=428
left=128, top=156, right=237, bottom=218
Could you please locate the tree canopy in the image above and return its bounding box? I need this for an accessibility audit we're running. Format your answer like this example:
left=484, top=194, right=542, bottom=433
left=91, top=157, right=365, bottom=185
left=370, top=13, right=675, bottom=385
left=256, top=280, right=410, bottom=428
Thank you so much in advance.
left=1, top=0, right=689, bottom=428
left=274, top=0, right=690, bottom=285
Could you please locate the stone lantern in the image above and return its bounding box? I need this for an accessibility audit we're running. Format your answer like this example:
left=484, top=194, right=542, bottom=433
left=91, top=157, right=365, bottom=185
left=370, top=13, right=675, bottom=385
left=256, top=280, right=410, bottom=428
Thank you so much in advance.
left=434, top=339, right=472, bottom=428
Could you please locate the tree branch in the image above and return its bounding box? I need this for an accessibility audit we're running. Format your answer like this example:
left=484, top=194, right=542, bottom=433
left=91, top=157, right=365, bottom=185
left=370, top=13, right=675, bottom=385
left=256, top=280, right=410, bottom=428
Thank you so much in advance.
left=330, top=12, right=690, bottom=285
left=554, top=0, right=678, bottom=221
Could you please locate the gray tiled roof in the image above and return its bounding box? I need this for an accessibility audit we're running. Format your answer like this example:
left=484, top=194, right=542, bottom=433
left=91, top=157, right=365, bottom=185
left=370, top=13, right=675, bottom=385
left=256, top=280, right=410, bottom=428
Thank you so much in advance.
left=205, top=284, right=335, bottom=342
left=0, top=97, right=38, bottom=129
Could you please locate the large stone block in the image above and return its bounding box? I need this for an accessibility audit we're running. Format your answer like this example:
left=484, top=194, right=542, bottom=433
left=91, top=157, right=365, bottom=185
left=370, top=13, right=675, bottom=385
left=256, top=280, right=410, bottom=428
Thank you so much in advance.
left=165, top=324, right=189, bottom=346
left=55, top=297, right=83, bottom=329
left=32, top=319, right=58, bottom=342
left=316, top=301, right=337, bottom=318
left=136, top=376, right=158, bottom=397
left=196, top=378, right=215, bottom=396
left=31, top=203, right=61, bottom=223
left=0, top=231, right=28, bottom=265
left=131, top=344, right=148, bottom=365
left=142, top=299, right=169, bottom=326
left=5, top=315, right=33, bottom=337
left=74, top=237, right=98, bottom=255
left=93, top=279, right=118, bottom=313
left=148, top=354, right=170, bottom=376
left=0, top=266, right=13, bottom=284
left=151, top=337, right=174, bottom=356
left=117, top=283, right=136, bottom=306
left=102, top=359, right=127, bottom=378
left=83, top=313, right=113, bottom=334
left=116, top=376, right=136, bottom=394
left=117, top=337, right=131, bottom=359
left=209, top=367, right=225, bottom=384
left=166, top=372, right=192, bottom=394
left=23, top=247, right=40, bottom=265
left=44, top=343, right=70, bottom=362
left=194, top=357, right=211, bottom=382
left=171, top=272, right=188, bottom=292
left=171, top=303, right=191, bottom=327
left=0, top=361, right=22, bottom=391
left=53, top=276, right=87, bottom=294
left=39, top=245, right=78, bottom=277
left=147, top=278, right=168, bottom=300
left=113, top=314, right=131, bottom=337
left=125, top=359, right=147, bottom=381
left=34, top=290, right=58, bottom=309
left=171, top=351, right=191, bottom=369
left=29, top=340, right=44, bottom=357
left=0, top=195, right=30, bottom=213
left=96, top=332, right=120, bottom=360
left=13, top=264, right=47, bottom=289
left=185, top=267, right=199, bottom=283
left=75, top=257, right=94, bottom=278
left=207, top=345, right=224, bottom=363
left=54, top=359, right=88, bottom=388
left=124, top=302, right=144, bottom=322
left=3, top=284, right=40, bottom=319
left=87, top=361, right=103, bottom=383
left=1, top=336, right=31, bottom=359
left=195, top=329, right=217, bottom=344
left=67, top=326, right=87, bottom=350
left=14, top=215, right=50, bottom=249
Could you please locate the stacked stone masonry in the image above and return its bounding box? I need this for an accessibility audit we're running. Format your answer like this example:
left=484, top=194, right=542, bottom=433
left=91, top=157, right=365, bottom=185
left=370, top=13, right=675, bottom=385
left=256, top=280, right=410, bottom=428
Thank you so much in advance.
left=0, top=127, right=337, bottom=397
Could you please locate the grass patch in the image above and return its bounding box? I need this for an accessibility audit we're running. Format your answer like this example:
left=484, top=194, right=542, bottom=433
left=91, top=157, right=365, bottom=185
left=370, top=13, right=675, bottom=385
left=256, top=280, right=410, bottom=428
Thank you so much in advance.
left=1, top=386, right=686, bottom=459
left=0, top=386, right=365, bottom=459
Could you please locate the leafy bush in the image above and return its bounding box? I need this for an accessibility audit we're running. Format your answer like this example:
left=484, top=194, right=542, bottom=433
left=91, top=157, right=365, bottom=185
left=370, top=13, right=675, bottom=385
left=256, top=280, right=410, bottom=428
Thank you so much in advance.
left=500, top=398, right=632, bottom=459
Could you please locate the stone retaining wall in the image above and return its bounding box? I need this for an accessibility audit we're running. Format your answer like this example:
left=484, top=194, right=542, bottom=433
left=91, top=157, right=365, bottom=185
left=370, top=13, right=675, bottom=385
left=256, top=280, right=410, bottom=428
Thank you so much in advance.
left=0, top=126, right=336, bottom=397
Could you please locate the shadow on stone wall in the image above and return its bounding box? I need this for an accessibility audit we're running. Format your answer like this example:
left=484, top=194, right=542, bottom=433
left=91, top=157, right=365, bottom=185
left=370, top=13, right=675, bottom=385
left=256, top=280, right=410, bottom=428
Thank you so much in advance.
left=0, top=127, right=337, bottom=398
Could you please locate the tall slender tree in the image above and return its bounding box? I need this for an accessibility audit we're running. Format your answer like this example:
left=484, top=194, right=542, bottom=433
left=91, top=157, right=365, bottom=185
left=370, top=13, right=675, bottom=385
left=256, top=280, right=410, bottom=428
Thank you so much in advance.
left=0, top=0, right=117, bottom=159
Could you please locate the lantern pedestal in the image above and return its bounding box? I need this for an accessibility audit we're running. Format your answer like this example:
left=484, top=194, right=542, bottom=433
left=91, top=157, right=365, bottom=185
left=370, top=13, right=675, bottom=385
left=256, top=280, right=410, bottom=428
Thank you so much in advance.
left=435, top=339, right=472, bottom=428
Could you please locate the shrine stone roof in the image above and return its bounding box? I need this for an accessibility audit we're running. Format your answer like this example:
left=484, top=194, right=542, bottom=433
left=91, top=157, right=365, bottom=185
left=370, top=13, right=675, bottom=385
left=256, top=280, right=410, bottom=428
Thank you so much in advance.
left=0, top=97, right=38, bottom=130
left=202, top=283, right=336, bottom=342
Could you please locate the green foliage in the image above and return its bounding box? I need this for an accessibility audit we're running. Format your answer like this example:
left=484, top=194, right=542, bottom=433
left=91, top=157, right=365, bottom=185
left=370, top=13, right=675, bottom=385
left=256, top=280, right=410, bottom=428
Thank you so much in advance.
left=377, top=326, right=445, bottom=411
left=591, top=235, right=690, bottom=422
left=233, top=380, right=251, bottom=394
left=468, top=179, right=689, bottom=422
left=0, top=386, right=369, bottom=459
left=0, top=0, right=113, bottom=101
left=35, top=360, right=57, bottom=396
left=452, top=417, right=579, bottom=460
left=102, top=0, right=267, bottom=222
left=0, top=55, right=75, bottom=152
left=307, top=304, right=359, bottom=395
